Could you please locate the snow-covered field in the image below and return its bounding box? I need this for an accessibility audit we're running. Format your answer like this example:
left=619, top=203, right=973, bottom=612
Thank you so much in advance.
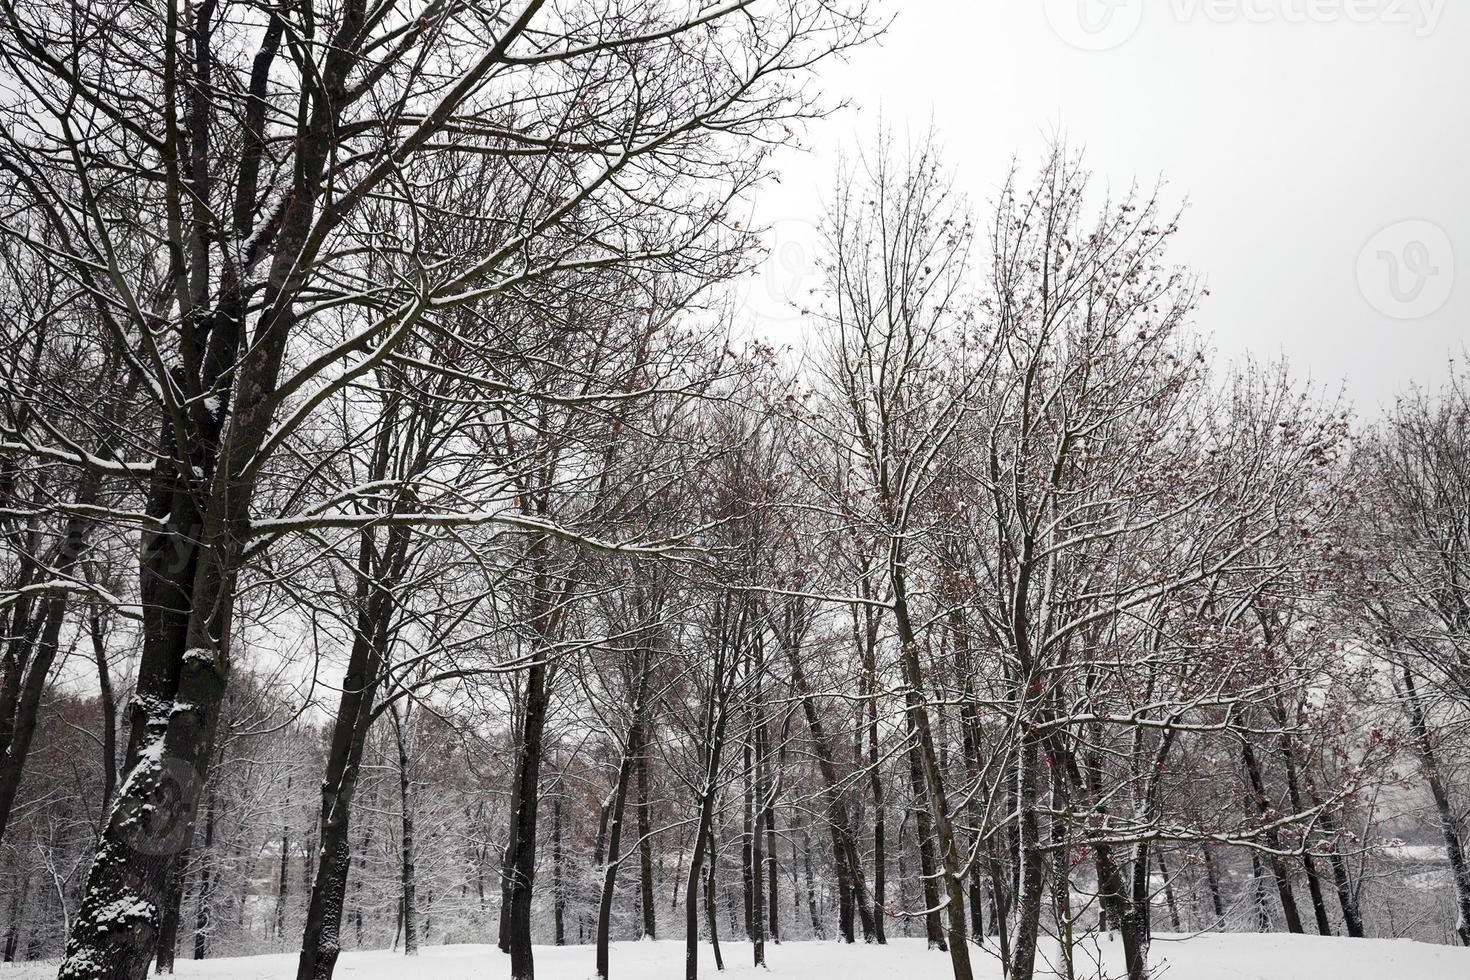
left=8, top=935, right=1468, bottom=980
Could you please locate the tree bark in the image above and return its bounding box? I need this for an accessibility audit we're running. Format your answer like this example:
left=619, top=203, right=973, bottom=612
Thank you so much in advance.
left=750, top=718, right=767, bottom=967
left=552, top=793, right=565, bottom=947
left=741, top=739, right=754, bottom=941
left=684, top=639, right=735, bottom=980
left=783, top=640, right=875, bottom=942
left=1009, top=730, right=1046, bottom=980
left=276, top=785, right=291, bottom=941
left=153, top=846, right=189, bottom=974
left=1268, top=713, right=1332, bottom=937
left=1201, top=845, right=1226, bottom=927
left=393, top=708, right=417, bottom=956
left=192, top=797, right=215, bottom=960
left=504, top=657, right=550, bottom=980
left=638, top=746, right=657, bottom=939
left=596, top=712, right=645, bottom=978
left=1251, top=851, right=1271, bottom=931
left=907, top=734, right=946, bottom=950
left=1156, top=851, right=1181, bottom=933
left=985, top=839, right=1011, bottom=967
left=861, top=624, right=888, bottom=946
left=1298, top=768, right=1364, bottom=937
left=944, top=605, right=990, bottom=949
left=704, top=843, right=724, bottom=972
left=1240, top=739, right=1305, bottom=934
left=763, top=775, right=780, bottom=944
left=1402, top=665, right=1470, bottom=945
left=686, top=781, right=720, bottom=980
left=891, top=562, right=972, bottom=980
left=91, top=606, right=120, bottom=815
left=296, top=527, right=403, bottom=980
left=3, top=871, right=27, bottom=962
left=798, top=816, right=823, bottom=939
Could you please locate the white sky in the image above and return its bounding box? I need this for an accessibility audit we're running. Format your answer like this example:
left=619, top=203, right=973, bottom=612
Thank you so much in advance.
left=740, top=0, right=1469, bottom=413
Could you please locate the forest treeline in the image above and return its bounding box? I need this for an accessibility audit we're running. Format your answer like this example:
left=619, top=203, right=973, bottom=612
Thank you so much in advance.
left=1, top=3, right=1469, bottom=980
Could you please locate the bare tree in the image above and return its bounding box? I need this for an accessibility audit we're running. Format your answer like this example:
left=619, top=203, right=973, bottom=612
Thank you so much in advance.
left=1367, top=366, right=1470, bottom=945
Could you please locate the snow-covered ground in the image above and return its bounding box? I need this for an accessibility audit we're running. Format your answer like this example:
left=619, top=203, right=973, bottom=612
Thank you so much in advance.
left=8, top=934, right=1469, bottom=980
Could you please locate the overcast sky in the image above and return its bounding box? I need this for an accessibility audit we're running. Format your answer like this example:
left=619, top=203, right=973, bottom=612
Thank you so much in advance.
left=741, top=0, right=1468, bottom=413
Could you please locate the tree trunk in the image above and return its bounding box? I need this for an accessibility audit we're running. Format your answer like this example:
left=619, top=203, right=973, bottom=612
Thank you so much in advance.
left=1299, top=853, right=1332, bottom=936
left=638, top=747, right=656, bottom=939
left=891, top=566, right=972, bottom=980
left=684, top=653, right=734, bottom=980
left=764, top=783, right=779, bottom=944
left=1251, top=851, right=1271, bottom=932
left=686, top=790, right=718, bottom=980
left=951, top=608, right=987, bottom=948
left=296, top=528, right=401, bottom=980
left=393, top=710, right=417, bottom=957
left=1269, top=716, right=1332, bottom=937
left=1059, top=746, right=1146, bottom=980
left=784, top=641, right=875, bottom=942
left=1156, top=851, right=1181, bottom=933
left=838, top=875, right=853, bottom=943
left=192, top=797, right=215, bottom=960
left=153, top=846, right=189, bottom=974
left=1091, top=839, right=1146, bottom=980
left=235, top=839, right=247, bottom=931
left=750, top=708, right=767, bottom=967
left=1201, top=845, right=1226, bottom=927
left=985, top=839, right=1011, bottom=967
left=597, top=716, right=645, bottom=978
left=1051, top=811, right=1074, bottom=980
left=57, top=277, right=290, bottom=979
left=1299, top=769, right=1364, bottom=937
left=552, top=793, right=566, bottom=947
left=741, top=739, right=754, bottom=941
left=1130, top=840, right=1155, bottom=948
left=907, top=735, right=946, bottom=950
left=3, top=872, right=27, bottom=962
left=1009, top=730, right=1046, bottom=980
left=302, top=824, right=314, bottom=896
left=504, top=658, right=551, bottom=980
left=704, top=844, right=724, bottom=972
left=60, top=585, right=228, bottom=980
left=91, top=606, right=120, bottom=815
left=0, top=491, right=96, bottom=844
left=864, top=667, right=887, bottom=945
left=1402, top=666, right=1470, bottom=945
left=276, top=793, right=291, bottom=941
left=1240, top=739, right=1305, bottom=934
left=799, top=817, right=823, bottom=939
left=594, top=797, right=612, bottom=867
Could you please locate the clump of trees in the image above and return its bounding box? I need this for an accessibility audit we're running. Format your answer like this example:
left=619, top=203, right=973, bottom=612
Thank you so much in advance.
left=1, top=5, right=1468, bottom=980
